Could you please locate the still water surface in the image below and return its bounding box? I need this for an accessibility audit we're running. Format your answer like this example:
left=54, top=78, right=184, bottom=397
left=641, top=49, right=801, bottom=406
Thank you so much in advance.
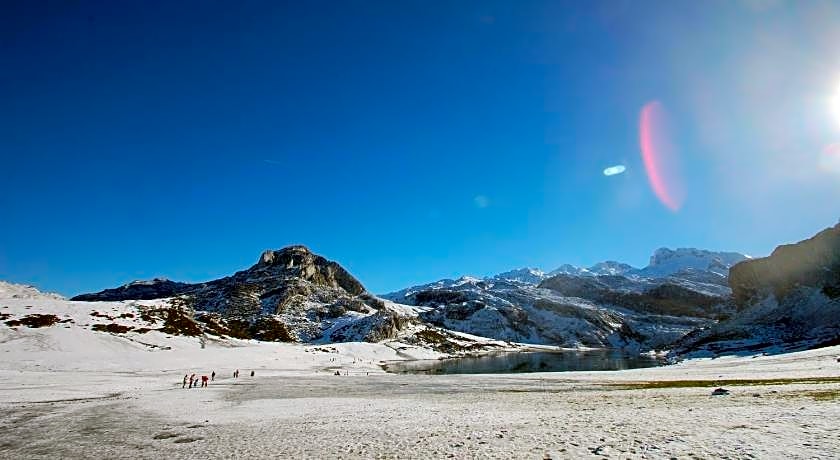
left=385, top=350, right=664, bottom=375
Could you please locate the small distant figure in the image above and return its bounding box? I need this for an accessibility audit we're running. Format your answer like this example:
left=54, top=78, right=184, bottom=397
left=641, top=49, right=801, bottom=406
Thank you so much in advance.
left=201, top=375, right=209, bottom=387
left=182, top=374, right=188, bottom=389
left=211, top=371, right=215, bottom=381
left=334, top=370, right=341, bottom=376
left=189, top=374, right=195, bottom=388
left=250, top=370, right=254, bottom=377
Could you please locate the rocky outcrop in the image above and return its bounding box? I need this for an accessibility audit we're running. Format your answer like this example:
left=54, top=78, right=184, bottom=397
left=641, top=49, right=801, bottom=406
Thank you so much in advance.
left=253, top=246, right=365, bottom=296
left=729, top=224, right=840, bottom=308
left=672, top=224, right=840, bottom=358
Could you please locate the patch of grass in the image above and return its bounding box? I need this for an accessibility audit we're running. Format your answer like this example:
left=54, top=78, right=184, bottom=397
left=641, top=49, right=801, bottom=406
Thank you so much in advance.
left=808, top=389, right=840, bottom=401
left=159, top=308, right=203, bottom=336
left=90, top=311, right=114, bottom=320
left=612, top=376, right=840, bottom=390
left=5, top=314, right=60, bottom=328
left=416, top=328, right=448, bottom=344
left=91, top=323, right=133, bottom=334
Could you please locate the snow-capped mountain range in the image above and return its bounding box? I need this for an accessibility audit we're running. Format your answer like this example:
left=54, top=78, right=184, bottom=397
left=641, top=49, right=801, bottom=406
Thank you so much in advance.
left=379, top=248, right=750, bottom=350
left=488, top=247, right=750, bottom=285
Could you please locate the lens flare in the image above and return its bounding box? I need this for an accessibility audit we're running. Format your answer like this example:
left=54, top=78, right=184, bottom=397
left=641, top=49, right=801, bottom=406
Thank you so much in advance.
left=820, top=143, right=840, bottom=174
left=833, top=85, right=840, bottom=128
left=639, top=101, right=685, bottom=211
left=603, top=165, right=626, bottom=176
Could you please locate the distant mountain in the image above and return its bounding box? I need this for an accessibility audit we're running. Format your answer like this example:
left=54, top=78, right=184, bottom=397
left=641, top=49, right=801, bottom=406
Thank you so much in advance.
left=588, top=261, right=637, bottom=276
left=548, top=264, right=593, bottom=277
left=672, top=224, right=840, bottom=358
left=637, top=248, right=749, bottom=278
left=491, top=268, right=547, bottom=284
left=542, top=249, right=748, bottom=281
left=73, top=278, right=193, bottom=301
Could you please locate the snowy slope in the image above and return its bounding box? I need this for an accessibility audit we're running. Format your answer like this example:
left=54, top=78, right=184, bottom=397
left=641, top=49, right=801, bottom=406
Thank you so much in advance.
left=0, top=281, right=518, bottom=375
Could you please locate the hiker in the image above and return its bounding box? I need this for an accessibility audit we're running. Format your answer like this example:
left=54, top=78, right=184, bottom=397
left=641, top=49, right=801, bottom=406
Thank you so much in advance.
left=182, top=374, right=188, bottom=388
left=189, top=374, right=195, bottom=388
left=201, top=375, right=209, bottom=387
left=250, top=370, right=254, bottom=377
left=234, top=369, right=239, bottom=378
left=211, top=371, right=215, bottom=381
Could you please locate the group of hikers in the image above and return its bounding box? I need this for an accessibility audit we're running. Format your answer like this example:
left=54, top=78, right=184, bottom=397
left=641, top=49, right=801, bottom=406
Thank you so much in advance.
left=182, top=369, right=255, bottom=388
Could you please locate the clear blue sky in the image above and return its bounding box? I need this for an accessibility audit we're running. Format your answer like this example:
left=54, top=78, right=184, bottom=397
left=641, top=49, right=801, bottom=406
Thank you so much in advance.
left=2, top=1, right=840, bottom=296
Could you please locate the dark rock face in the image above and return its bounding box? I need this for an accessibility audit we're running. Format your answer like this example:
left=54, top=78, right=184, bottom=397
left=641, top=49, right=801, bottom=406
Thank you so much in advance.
left=729, top=224, right=840, bottom=308
left=413, top=290, right=469, bottom=306
left=254, top=246, right=365, bottom=296
left=538, top=275, right=727, bottom=319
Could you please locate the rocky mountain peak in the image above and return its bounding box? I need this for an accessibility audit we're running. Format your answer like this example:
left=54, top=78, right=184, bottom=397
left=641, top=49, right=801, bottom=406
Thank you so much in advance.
left=588, top=261, right=636, bottom=276
left=250, top=245, right=365, bottom=296
left=642, top=248, right=748, bottom=277
left=257, top=245, right=313, bottom=268
left=491, top=267, right=547, bottom=284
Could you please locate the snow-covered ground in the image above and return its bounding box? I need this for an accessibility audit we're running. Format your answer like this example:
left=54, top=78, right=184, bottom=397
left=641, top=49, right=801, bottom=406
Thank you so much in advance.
left=2, top=282, right=839, bottom=458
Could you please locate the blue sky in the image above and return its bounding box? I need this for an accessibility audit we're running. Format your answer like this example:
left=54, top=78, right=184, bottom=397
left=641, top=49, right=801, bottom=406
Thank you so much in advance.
left=2, top=0, right=840, bottom=296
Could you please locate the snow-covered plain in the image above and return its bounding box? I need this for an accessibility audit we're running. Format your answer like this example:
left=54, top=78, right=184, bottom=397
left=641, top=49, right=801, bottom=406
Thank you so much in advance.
left=2, top=283, right=839, bottom=459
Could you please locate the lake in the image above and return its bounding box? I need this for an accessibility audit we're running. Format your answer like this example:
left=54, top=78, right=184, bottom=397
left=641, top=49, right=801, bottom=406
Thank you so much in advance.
left=384, top=349, right=664, bottom=375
